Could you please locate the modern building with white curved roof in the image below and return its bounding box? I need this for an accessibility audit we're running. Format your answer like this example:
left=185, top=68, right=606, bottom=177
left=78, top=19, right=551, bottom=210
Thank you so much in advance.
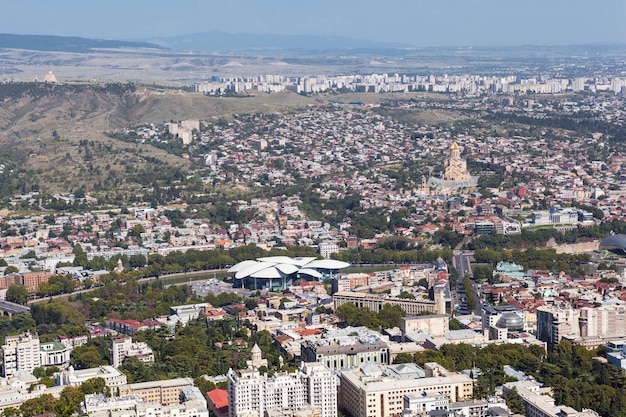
left=228, top=257, right=350, bottom=291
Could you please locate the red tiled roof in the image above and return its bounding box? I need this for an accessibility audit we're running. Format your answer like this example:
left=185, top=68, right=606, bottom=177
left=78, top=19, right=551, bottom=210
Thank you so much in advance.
left=207, top=389, right=229, bottom=409
left=299, top=328, right=322, bottom=336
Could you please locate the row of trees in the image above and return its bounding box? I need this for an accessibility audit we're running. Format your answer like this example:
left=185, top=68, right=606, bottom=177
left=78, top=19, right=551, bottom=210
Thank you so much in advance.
left=331, top=247, right=453, bottom=265
left=335, top=302, right=407, bottom=330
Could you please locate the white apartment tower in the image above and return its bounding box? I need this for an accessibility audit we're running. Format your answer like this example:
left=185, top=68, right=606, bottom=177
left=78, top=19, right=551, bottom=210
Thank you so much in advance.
left=2, top=332, right=41, bottom=377
left=265, top=373, right=306, bottom=411
left=301, top=362, right=337, bottom=417
left=227, top=362, right=336, bottom=417
left=227, top=368, right=266, bottom=417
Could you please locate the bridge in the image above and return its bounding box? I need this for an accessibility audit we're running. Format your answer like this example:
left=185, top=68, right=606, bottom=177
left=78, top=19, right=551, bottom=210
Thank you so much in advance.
left=0, top=300, right=30, bottom=317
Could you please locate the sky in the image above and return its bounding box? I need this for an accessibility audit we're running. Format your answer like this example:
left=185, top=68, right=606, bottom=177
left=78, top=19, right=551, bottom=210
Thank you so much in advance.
left=2, top=0, right=625, bottom=47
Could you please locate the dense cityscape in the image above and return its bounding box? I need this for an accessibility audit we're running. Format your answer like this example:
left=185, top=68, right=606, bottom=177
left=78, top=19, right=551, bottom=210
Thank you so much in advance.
left=0, top=14, right=625, bottom=417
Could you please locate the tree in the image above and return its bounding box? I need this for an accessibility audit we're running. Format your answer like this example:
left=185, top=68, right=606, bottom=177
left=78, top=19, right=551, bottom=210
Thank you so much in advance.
left=6, top=285, right=28, bottom=305
left=81, top=377, right=108, bottom=395
left=19, top=394, right=57, bottom=417
left=70, top=345, right=103, bottom=369
left=3, top=407, right=20, bottom=417
left=57, top=386, right=84, bottom=417
left=506, top=387, right=525, bottom=414
left=376, top=304, right=405, bottom=329
left=4, top=266, right=19, bottom=274
left=449, top=317, right=462, bottom=330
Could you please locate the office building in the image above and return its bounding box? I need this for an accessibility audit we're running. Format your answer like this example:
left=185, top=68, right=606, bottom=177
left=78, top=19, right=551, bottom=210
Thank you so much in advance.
left=333, top=290, right=445, bottom=316
left=39, top=340, right=71, bottom=367
left=301, top=338, right=389, bottom=371
left=504, top=381, right=599, bottom=417
left=80, top=393, right=209, bottom=417
left=338, top=362, right=473, bottom=417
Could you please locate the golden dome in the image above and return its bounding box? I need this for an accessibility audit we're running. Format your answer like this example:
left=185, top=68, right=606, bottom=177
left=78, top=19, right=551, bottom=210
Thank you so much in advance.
left=450, top=141, right=460, bottom=150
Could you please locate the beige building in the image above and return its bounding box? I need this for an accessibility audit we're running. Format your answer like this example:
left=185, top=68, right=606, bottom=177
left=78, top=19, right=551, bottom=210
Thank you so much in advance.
left=400, top=315, right=450, bottom=338
left=338, top=362, right=473, bottom=417
left=333, top=289, right=445, bottom=316
left=110, top=336, right=154, bottom=368
left=117, top=378, right=194, bottom=406
left=537, top=304, right=626, bottom=347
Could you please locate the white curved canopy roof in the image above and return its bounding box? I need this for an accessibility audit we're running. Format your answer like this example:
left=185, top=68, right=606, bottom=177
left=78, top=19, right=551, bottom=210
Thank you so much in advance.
left=235, top=261, right=275, bottom=279
left=275, top=263, right=300, bottom=275
left=228, top=260, right=258, bottom=273
left=298, top=268, right=323, bottom=279
left=305, top=259, right=350, bottom=270
left=250, top=267, right=284, bottom=279
left=256, top=256, right=317, bottom=266
left=230, top=256, right=350, bottom=280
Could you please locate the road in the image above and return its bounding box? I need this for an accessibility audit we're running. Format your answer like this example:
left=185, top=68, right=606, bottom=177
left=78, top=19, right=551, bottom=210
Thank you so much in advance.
left=452, top=250, right=476, bottom=315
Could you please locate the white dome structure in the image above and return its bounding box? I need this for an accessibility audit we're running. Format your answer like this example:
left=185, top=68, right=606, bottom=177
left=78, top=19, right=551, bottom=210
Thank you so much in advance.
left=230, top=256, right=350, bottom=291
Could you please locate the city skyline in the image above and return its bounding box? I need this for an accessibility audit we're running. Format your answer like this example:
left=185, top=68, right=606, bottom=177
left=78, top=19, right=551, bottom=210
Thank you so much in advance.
left=2, top=0, right=625, bottom=48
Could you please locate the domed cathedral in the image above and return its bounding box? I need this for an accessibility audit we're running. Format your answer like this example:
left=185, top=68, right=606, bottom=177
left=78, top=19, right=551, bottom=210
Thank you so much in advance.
left=442, top=141, right=471, bottom=181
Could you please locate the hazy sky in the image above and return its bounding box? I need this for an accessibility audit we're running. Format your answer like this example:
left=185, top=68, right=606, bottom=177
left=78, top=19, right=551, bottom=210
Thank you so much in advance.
left=2, top=0, right=625, bottom=47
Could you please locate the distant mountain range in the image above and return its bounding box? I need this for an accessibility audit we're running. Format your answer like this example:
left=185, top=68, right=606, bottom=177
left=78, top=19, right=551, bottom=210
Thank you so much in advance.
left=0, top=33, right=163, bottom=53
left=1, top=32, right=622, bottom=56
left=0, top=32, right=411, bottom=54
left=146, top=31, right=412, bottom=51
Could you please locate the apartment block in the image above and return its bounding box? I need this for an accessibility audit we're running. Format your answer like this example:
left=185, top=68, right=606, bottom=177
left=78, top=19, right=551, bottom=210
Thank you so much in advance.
left=1, top=332, right=41, bottom=377
left=227, top=362, right=336, bottom=417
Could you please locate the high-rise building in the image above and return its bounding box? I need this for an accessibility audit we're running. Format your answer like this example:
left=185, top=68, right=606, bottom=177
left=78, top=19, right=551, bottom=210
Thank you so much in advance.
left=1, top=332, right=41, bottom=377
left=228, top=368, right=265, bottom=417
left=537, top=304, right=626, bottom=348
left=301, top=362, right=337, bottom=417
left=227, top=362, right=336, bottom=417
left=536, top=306, right=579, bottom=347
